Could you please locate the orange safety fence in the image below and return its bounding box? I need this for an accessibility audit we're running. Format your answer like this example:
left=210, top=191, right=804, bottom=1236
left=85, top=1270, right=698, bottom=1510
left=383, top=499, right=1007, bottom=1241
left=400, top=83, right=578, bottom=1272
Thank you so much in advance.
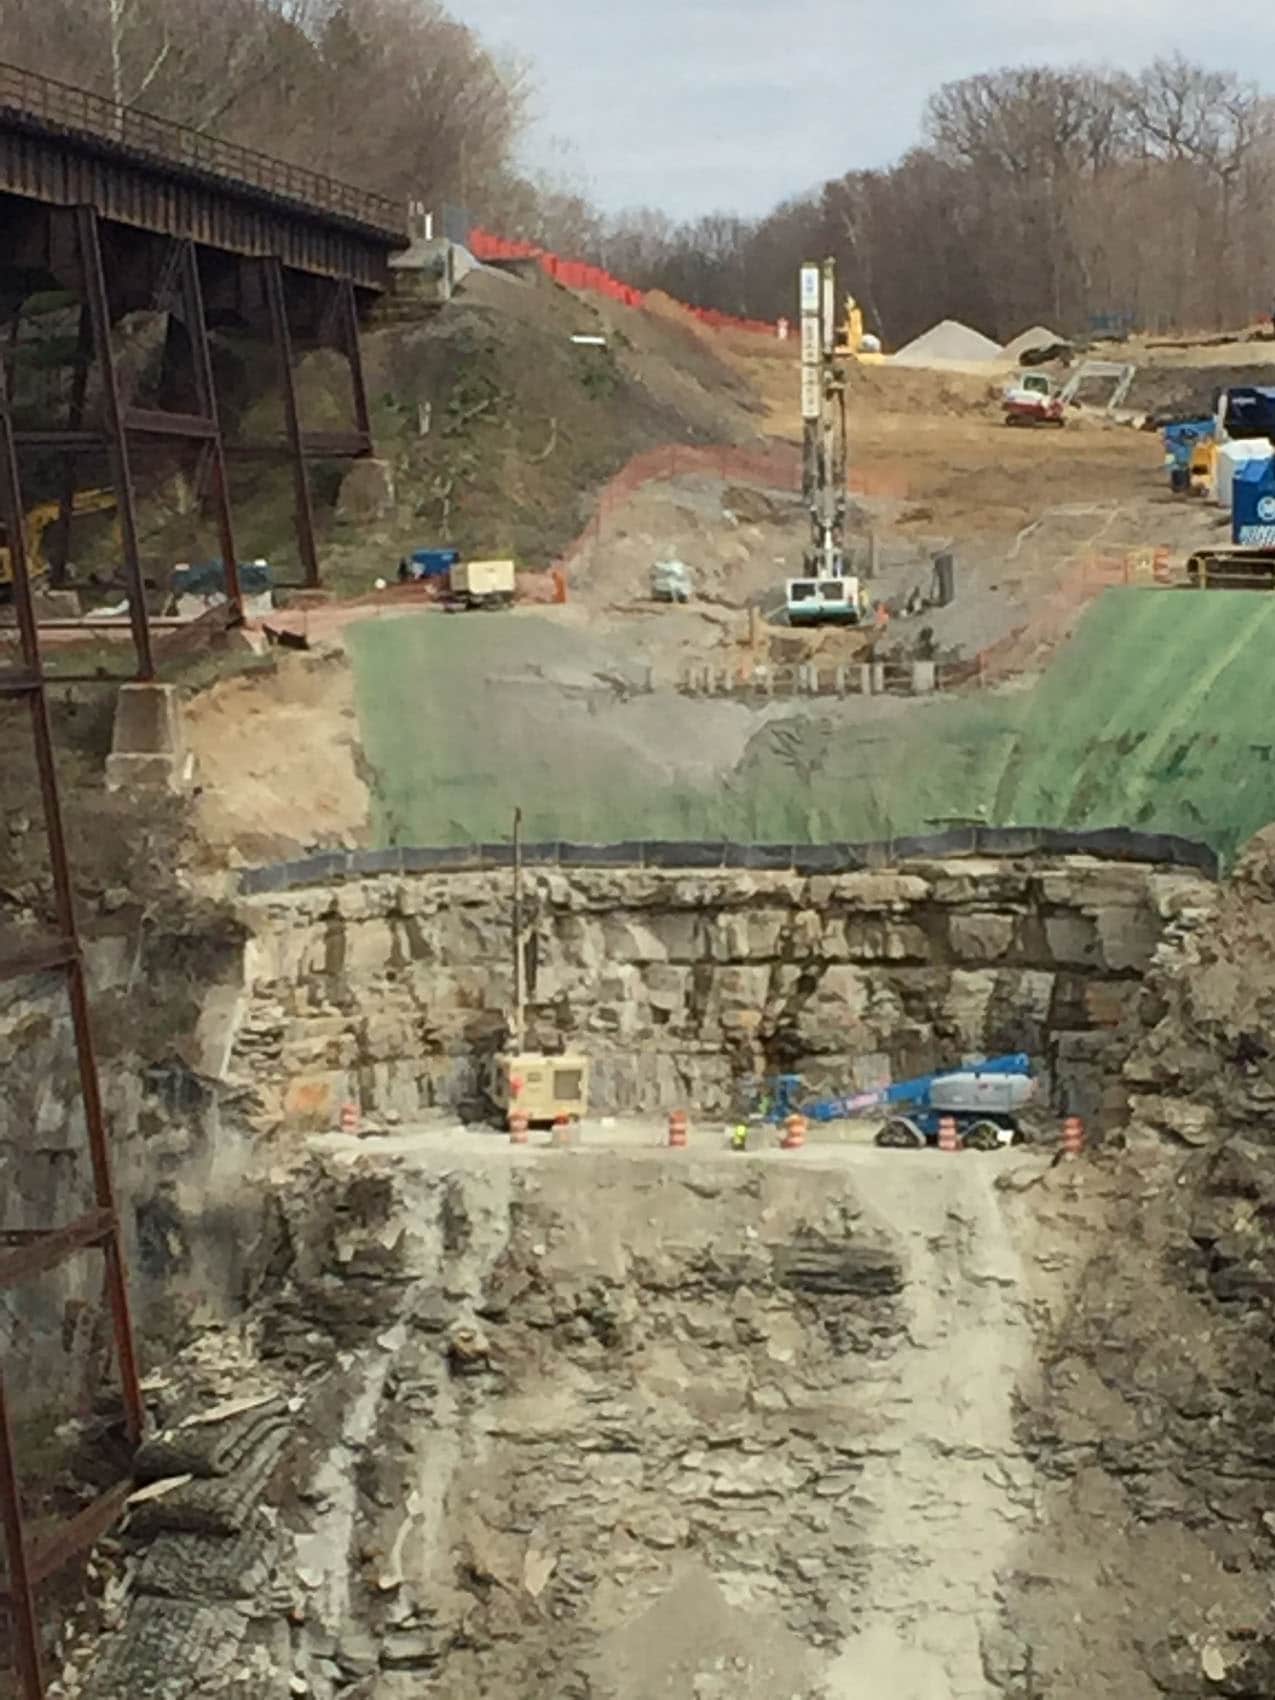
left=961, top=547, right=1173, bottom=688
left=468, top=226, right=781, bottom=339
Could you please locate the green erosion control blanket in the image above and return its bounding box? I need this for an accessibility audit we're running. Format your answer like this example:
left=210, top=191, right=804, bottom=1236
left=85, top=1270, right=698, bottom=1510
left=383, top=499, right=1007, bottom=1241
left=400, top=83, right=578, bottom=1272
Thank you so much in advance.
left=349, top=592, right=1275, bottom=863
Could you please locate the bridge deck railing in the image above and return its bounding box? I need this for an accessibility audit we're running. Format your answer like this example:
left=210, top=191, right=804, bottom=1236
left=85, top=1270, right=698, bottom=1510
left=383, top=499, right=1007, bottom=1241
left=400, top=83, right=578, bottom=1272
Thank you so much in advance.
left=0, top=59, right=401, bottom=234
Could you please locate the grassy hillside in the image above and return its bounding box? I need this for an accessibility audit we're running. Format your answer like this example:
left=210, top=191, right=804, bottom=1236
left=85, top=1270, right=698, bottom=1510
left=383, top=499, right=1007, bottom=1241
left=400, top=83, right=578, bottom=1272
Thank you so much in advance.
left=989, top=587, right=1275, bottom=855
left=349, top=590, right=1275, bottom=863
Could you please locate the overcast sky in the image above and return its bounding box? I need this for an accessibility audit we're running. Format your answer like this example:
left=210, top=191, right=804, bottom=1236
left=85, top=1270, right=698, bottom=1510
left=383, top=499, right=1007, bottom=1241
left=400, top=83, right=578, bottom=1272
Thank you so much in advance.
left=450, top=1, right=1268, bottom=220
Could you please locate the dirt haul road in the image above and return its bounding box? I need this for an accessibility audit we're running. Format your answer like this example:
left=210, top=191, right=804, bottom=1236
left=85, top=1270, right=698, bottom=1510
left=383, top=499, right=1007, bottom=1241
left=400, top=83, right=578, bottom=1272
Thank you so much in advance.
left=729, top=343, right=1164, bottom=547
left=818, top=1149, right=1033, bottom=1699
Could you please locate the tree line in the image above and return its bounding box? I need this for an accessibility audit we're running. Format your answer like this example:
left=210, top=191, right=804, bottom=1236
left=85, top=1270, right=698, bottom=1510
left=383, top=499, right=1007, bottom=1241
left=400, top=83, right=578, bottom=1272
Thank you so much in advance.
left=586, top=56, right=1275, bottom=345
left=1, top=10, right=1269, bottom=344
left=0, top=0, right=548, bottom=228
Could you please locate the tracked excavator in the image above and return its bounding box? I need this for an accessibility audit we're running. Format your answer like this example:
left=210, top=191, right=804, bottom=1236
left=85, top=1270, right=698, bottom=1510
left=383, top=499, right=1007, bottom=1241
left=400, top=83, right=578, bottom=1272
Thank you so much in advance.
left=0, top=488, right=118, bottom=599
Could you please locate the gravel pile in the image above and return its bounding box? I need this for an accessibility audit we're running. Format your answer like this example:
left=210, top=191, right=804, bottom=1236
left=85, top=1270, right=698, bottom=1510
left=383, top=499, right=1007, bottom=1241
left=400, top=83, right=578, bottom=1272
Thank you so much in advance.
left=1003, top=323, right=1064, bottom=359
left=893, top=318, right=1003, bottom=366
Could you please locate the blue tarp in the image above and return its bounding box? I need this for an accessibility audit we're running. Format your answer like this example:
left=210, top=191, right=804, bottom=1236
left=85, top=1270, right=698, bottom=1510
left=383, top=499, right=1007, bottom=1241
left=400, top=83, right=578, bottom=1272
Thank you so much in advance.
left=1223, top=386, right=1275, bottom=442
left=400, top=548, right=459, bottom=581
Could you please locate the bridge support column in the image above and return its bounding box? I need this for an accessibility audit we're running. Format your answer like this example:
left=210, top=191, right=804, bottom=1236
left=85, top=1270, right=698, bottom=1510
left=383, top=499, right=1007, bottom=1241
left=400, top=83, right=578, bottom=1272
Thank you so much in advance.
left=47, top=306, right=91, bottom=589
left=74, top=205, right=153, bottom=679
left=178, top=241, right=241, bottom=621
left=263, top=256, right=320, bottom=589
left=335, top=276, right=372, bottom=451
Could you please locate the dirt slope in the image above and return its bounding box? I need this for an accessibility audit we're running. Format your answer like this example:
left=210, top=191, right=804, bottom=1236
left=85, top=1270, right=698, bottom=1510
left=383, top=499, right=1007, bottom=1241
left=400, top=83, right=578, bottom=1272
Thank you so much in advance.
left=185, top=650, right=370, bottom=860
left=323, top=267, right=767, bottom=592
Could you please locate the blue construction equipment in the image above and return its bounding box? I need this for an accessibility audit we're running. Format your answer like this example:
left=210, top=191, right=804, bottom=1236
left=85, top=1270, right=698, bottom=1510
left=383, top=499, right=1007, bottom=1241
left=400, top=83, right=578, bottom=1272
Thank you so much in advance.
left=752, top=1055, right=1036, bottom=1151
left=1161, top=419, right=1215, bottom=494
left=399, top=546, right=460, bottom=582
left=1231, top=455, right=1275, bottom=545
left=737, top=1074, right=803, bottom=1125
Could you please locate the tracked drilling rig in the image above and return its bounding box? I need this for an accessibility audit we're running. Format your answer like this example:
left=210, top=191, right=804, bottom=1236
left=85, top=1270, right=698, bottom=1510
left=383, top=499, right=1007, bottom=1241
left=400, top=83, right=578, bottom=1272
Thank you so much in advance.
left=785, top=258, right=864, bottom=627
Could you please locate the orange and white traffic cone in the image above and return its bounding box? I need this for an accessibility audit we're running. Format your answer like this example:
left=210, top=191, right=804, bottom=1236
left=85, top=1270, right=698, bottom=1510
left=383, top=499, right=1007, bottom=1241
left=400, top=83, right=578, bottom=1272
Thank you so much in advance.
left=668, top=1109, right=689, bottom=1149
left=937, top=1115, right=961, bottom=1153
left=551, top=1114, right=575, bottom=1148
left=781, top=1113, right=807, bottom=1151
left=508, top=1109, right=530, bottom=1145
left=1061, top=1115, right=1086, bottom=1159
left=340, top=1101, right=360, bottom=1135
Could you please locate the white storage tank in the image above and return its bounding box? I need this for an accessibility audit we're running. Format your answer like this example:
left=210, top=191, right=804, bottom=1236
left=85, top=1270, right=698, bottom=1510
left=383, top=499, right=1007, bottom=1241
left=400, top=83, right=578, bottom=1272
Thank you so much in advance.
left=1215, top=438, right=1274, bottom=510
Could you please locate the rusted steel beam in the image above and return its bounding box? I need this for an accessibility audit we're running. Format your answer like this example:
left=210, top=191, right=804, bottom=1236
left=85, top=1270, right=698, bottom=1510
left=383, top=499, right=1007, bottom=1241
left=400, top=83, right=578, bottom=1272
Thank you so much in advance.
left=48, top=305, right=92, bottom=587
left=0, top=318, right=144, bottom=1700
left=179, top=241, right=240, bottom=621
left=123, top=407, right=217, bottom=439
left=0, top=123, right=397, bottom=288
left=0, top=937, right=76, bottom=979
left=3, top=302, right=20, bottom=404
left=61, top=954, right=145, bottom=1448
left=74, top=205, right=153, bottom=681
left=0, top=408, right=53, bottom=1700
left=0, top=1208, right=114, bottom=1287
left=13, top=431, right=104, bottom=451
left=0, top=390, right=145, bottom=1451
left=0, top=1479, right=134, bottom=1598
left=0, top=669, right=42, bottom=697
left=337, top=277, right=372, bottom=445
left=0, top=1373, right=44, bottom=1699
left=306, top=429, right=372, bottom=458
left=262, top=257, right=319, bottom=588
left=224, top=431, right=370, bottom=459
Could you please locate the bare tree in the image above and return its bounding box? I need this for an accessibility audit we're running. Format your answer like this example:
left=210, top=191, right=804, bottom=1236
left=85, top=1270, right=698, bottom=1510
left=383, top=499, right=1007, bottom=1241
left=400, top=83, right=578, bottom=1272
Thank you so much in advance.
left=1, top=14, right=1269, bottom=342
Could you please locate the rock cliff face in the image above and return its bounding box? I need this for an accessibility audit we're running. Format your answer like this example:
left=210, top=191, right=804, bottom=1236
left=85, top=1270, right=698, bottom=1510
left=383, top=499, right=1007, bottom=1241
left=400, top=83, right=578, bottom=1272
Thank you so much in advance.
left=1125, top=826, right=1275, bottom=1151
left=234, top=856, right=1208, bottom=1129
left=63, top=1140, right=1051, bottom=1700
left=17, top=846, right=1271, bottom=1700
left=994, top=829, right=1275, bottom=1699
left=0, top=851, right=1206, bottom=1422
left=0, top=894, right=256, bottom=1420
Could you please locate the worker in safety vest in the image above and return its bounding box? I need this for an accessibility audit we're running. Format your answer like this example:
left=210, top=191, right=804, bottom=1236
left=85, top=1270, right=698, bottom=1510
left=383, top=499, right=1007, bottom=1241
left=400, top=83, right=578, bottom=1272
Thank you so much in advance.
left=730, top=1124, right=749, bottom=1152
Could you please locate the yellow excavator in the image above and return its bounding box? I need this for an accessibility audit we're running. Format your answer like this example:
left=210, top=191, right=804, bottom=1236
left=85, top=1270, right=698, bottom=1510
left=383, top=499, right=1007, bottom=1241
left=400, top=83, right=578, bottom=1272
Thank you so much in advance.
left=836, top=294, right=884, bottom=362
left=0, top=488, right=118, bottom=598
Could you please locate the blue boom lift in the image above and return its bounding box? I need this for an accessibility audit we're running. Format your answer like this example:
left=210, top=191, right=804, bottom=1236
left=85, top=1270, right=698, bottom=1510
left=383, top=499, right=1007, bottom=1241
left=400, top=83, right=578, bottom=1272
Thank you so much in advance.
left=755, top=1055, right=1036, bottom=1151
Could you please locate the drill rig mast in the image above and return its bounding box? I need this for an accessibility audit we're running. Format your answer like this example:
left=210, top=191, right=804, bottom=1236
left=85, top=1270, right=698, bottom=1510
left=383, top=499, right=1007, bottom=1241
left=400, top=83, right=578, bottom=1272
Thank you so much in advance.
left=787, top=258, right=861, bottom=626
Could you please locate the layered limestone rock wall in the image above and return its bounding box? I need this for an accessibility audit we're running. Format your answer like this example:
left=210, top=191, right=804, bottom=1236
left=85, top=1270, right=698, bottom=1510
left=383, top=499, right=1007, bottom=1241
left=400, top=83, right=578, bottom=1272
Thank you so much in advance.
left=983, top=829, right=1275, bottom=1699
left=0, top=850, right=1211, bottom=1430
left=1123, top=827, right=1272, bottom=1150
left=63, top=1139, right=1051, bottom=1700
left=63, top=1126, right=1275, bottom=1700
left=233, top=856, right=1211, bottom=1130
